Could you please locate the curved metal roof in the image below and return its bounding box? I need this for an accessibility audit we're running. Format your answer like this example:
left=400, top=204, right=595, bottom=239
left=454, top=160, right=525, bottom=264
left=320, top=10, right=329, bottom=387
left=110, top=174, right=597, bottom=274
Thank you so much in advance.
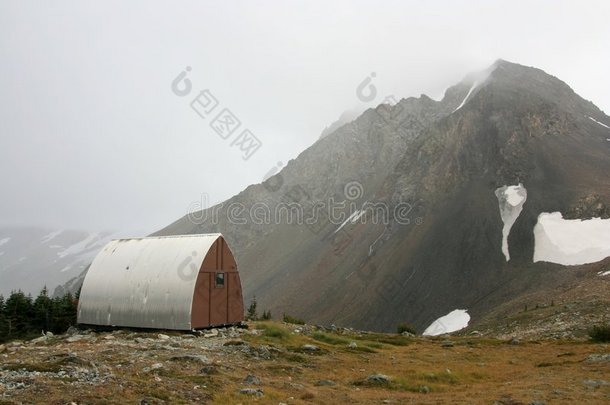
left=77, top=234, right=222, bottom=330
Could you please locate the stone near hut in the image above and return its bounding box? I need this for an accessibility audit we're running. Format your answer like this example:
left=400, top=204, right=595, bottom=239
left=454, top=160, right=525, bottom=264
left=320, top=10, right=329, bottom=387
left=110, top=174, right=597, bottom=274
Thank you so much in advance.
left=585, top=354, right=610, bottom=363
left=367, top=374, right=391, bottom=384
left=66, top=335, right=85, bottom=343
left=244, top=374, right=261, bottom=385
left=204, top=329, right=219, bottom=338
left=200, top=365, right=216, bottom=375
left=583, top=379, right=610, bottom=388
left=239, top=388, right=264, bottom=397
left=30, top=336, right=48, bottom=344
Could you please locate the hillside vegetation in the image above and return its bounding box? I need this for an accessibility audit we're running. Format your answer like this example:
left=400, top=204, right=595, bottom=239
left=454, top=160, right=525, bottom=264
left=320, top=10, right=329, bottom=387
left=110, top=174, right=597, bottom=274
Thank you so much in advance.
left=0, top=321, right=609, bottom=404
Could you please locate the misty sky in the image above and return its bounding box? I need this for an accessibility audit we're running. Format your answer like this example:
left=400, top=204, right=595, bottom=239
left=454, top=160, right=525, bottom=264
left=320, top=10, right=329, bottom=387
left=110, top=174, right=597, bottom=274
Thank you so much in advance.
left=1, top=0, right=609, bottom=233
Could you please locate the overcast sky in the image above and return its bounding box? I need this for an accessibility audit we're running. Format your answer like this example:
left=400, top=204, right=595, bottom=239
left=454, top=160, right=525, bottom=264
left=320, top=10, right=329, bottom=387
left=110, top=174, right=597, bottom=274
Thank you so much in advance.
left=1, top=0, right=609, bottom=233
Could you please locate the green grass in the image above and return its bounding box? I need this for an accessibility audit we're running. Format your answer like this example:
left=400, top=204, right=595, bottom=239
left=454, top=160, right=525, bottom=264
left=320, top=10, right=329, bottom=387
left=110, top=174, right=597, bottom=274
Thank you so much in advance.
left=282, top=353, right=309, bottom=363
left=354, top=333, right=413, bottom=346
left=260, top=323, right=290, bottom=340
left=361, top=341, right=384, bottom=349
left=312, top=332, right=349, bottom=345
left=282, top=314, right=306, bottom=325
left=421, top=371, right=459, bottom=384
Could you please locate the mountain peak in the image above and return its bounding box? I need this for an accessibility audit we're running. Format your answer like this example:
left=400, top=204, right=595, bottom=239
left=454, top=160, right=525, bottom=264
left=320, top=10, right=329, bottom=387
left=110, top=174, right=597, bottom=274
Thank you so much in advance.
left=70, top=60, right=610, bottom=335
left=441, top=59, right=602, bottom=119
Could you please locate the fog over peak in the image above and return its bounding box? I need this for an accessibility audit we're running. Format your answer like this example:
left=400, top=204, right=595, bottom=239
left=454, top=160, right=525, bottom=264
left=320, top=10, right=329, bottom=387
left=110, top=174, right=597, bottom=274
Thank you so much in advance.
left=1, top=0, right=609, bottom=232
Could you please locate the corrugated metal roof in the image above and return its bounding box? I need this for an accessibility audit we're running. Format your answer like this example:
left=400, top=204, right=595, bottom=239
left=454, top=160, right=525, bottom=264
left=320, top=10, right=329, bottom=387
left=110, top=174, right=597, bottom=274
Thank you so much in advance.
left=77, top=233, right=222, bottom=330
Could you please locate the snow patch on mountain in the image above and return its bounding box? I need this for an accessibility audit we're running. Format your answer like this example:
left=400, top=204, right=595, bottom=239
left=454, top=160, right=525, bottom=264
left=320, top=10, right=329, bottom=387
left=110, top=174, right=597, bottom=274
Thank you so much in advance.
left=423, top=309, right=470, bottom=336
left=334, top=209, right=366, bottom=234
left=56, top=232, right=104, bottom=259
left=451, top=62, right=499, bottom=113
left=59, top=265, right=72, bottom=273
left=453, top=81, right=478, bottom=113
left=0, top=227, right=138, bottom=296
left=588, top=116, right=610, bottom=130
left=495, top=184, right=527, bottom=261
left=352, top=210, right=366, bottom=223
left=41, top=230, right=63, bottom=244
left=534, top=212, right=610, bottom=265
left=598, top=270, right=610, bottom=277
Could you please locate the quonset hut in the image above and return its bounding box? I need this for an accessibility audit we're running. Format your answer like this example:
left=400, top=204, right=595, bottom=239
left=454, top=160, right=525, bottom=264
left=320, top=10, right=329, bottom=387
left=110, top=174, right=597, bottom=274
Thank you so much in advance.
left=77, top=234, right=244, bottom=330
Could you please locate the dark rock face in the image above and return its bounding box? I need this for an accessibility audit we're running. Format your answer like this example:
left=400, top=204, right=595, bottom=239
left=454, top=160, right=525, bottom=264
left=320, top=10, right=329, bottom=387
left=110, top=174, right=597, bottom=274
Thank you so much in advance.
left=70, top=60, right=610, bottom=332
left=564, top=194, right=610, bottom=220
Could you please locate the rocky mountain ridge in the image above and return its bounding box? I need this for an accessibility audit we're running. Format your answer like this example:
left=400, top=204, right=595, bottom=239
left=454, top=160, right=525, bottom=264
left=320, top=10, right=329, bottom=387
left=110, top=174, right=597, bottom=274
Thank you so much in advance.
left=58, top=60, right=610, bottom=334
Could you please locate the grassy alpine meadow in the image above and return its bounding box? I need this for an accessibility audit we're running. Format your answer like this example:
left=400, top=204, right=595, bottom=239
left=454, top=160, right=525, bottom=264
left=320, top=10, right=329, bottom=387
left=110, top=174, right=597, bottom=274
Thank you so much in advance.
left=0, top=321, right=609, bottom=404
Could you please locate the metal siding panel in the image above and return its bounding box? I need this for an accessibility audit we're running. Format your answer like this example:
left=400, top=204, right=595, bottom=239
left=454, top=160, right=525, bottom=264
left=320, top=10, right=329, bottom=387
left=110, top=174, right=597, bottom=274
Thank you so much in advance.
left=227, top=272, right=244, bottom=322
left=78, top=234, right=222, bottom=330
left=191, top=271, right=211, bottom=328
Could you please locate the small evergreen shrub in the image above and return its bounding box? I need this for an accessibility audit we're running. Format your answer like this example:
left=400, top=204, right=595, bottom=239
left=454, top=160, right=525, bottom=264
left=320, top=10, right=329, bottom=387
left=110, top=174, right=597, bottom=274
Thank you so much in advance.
left=283, top=314, right=305, bottom=325
left=246, top=296, right=258, bottom=321
left=588, top=324, right=610, bottom=342
left=397, top=323, right=416, bottom=335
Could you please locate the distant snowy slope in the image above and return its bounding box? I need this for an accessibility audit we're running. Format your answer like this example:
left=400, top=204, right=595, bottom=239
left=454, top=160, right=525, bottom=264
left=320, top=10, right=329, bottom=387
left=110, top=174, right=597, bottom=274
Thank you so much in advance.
left=0, top=227, right=123, bottom=296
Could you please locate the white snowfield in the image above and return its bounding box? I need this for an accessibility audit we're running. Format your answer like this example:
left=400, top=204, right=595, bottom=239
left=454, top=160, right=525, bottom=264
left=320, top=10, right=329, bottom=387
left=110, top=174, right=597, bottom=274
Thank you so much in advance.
left=534, top=212, right=610, bottom=266
left=422, top=309, right=470, bottom=336
left=56, top=232, right=104, bottom=259
left=588, top=116, right=610, bottom=130
left=495, top=184, right=527, bottom=261
left=598, top=270, right=610, bottom=277
left=41, top=230, right=63, bottom=244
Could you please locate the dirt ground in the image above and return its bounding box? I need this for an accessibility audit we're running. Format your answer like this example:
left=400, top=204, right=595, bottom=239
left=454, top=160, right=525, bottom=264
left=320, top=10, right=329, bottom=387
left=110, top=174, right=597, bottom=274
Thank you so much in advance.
left=0, top=322, right=609, bottom=404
